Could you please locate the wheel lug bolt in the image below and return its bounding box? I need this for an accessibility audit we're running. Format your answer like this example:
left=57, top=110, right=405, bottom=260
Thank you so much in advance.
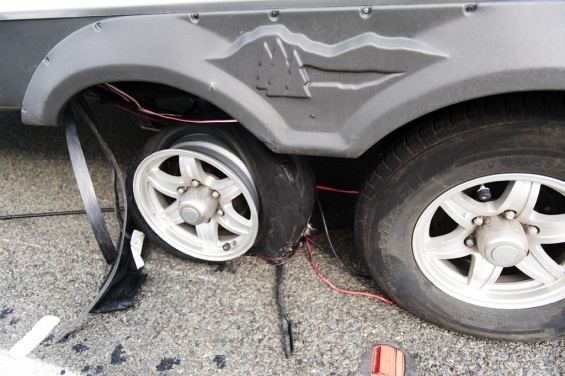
left=464, top=235, right=476, bottom=247
left=525, top=225, right=540, bottom=235
left=217, top=209, right=224, bottom=216
left=177, top=186, right=188, bottom=195
left=504, top=210, right=517, bottom=220
left=472, top=216, right=484, bottom=226
left=191, top=180, right=200, bottom=187
left=212, top=191, right=220, bottom=198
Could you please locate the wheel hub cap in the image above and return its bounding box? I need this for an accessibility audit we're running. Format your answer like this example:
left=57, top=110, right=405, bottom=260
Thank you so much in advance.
left=178, top=185, right=219, bottom=225
left=475, top=215, right=529, bottom=267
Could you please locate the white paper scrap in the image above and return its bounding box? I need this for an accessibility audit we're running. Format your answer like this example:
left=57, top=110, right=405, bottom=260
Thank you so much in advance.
left=131, top=229, right=145, bottom=269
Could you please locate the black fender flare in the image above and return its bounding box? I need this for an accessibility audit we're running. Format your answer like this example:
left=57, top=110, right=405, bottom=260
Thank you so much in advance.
left=21, top=15, right=285, bottom=147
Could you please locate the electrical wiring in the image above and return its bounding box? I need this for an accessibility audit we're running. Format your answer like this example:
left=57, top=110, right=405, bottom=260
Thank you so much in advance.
left=310, top=229, right=335, bottom=241
left=315, top=192, right=371, bottom=278
left=103, top=83, right=239, bottom=124
left=84, top=88, right=168, bottom=130
left=316, top=185, right=359, bottom=194
left=256, top=243, right=302, bottom=264
left=305, top=236, right=394, bottom=305
left=0, top=207, right=124, bottom=220
left=114, top=104, right=169, bottom=128
left=307, top=237, right=339, bottom=258
left=275, top=264, right=293, bottom=358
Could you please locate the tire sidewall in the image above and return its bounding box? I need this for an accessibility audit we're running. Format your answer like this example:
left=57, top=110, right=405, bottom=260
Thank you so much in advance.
left=127, top=125, right=314, bottom=261
left=364, top=122, right=565, bottom=340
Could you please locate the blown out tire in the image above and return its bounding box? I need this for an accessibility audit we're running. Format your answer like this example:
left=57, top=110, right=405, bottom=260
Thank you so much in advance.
left=355, top=95, right=565, bottom=341
left=127, top=125, right=314, bottom=262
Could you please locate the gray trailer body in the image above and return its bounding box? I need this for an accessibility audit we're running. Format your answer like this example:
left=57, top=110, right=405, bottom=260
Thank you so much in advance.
left=1, top=1, right=564, bottom=157
left=4, top=1, right=565, bottom=343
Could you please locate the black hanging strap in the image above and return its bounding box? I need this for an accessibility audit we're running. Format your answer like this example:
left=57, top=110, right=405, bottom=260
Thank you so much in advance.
left=54, top=98, right=144, bottom=342
left=65, top=105, right=117, bottom=264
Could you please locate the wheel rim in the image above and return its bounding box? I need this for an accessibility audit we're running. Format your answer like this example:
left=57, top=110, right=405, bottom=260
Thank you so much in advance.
left=133, top=139, right=259, bottom=261
left=413, top=173, right=565, bottom=309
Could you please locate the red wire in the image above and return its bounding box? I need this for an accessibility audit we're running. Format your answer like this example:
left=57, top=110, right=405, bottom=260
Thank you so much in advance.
left=305, top=236, right=394, bottom=305
left=316, top=185, right=359, bottom=194
left=310, top=230, right=335, bottom=241
left=256, top=244, right=301, bottom=262
left=114, top=104, right=168, bottom=125
left=103, top=83, right=239, bottom=124
left=84, top=88, right=167, bottom=126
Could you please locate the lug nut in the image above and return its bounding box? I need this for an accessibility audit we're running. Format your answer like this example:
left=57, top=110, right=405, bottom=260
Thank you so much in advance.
left=177, top=187, right=188, bottom=195
left=504, top=210, right=517, bottom=220
left=191, top=180, right=200, bottom=187
left=473, top=216, right=484, bottom=226
left=212, top=191, right=220, bottom=198
left=216, top=209, right=224, bottom=216
left=525, top=225, right=540, bottom=235
left=464, top=235, right=476, bottom=247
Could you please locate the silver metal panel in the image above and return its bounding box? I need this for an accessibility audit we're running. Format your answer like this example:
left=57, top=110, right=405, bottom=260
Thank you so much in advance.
left=0, top=0, right=506, bottom=20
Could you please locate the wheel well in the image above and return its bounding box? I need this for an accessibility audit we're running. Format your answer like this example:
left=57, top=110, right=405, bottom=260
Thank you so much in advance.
left=81, top=86, right=565, bottom=182
left=83, top=81, right=240, bottom=130
left=363, top=91, right=565, bottom=161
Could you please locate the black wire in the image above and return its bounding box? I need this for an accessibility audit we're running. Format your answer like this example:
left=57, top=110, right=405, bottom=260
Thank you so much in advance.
left=275, top=264, right=293, bottom=358
left=307, top=237, right=335, bottom=257
left=315, top=193, right=371, bottom=279
left=0, top=207, right=125, bottom=220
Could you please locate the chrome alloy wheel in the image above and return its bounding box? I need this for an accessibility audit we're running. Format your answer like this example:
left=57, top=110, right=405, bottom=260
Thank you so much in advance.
left=133, top=139, right=259, bottom=261
left=413, top=173, right=565, bottom=309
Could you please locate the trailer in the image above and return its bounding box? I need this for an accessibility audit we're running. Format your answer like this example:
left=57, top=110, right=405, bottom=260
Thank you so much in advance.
left=2, top=0, right=565, bottom=341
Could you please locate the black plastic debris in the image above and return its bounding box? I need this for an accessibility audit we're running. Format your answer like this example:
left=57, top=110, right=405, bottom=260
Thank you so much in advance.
left=91, top=226, right=147, bottom=314
left=54, top=97, right=147, bottom=342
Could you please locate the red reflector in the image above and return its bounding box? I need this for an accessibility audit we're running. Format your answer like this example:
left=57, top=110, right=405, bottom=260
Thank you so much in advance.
left=371, top=344, right=405, bottom=376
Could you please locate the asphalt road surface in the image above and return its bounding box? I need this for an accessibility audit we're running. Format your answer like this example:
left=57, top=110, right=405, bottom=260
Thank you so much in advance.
left=0, top=107, right=564, bottom=375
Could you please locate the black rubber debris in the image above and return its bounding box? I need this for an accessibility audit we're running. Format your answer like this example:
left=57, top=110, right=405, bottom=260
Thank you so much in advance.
left=110, top=344, right=127, bottom=365
left=72, top=343, right=89, bottom=353
left=0, top=308, right=14, bottom=319
left=156, top=358, right=181, bottom=372
left=213, top=355, right=226, bottom=369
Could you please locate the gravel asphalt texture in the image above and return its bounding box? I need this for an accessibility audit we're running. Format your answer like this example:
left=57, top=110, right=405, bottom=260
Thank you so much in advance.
left=0, top=106, right=564, bottom=375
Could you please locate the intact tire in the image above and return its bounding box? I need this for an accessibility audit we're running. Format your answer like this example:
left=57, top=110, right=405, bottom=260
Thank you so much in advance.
left=356, top=94, right=565, bottom=341
left=127, top=125, right=314, bottom=262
